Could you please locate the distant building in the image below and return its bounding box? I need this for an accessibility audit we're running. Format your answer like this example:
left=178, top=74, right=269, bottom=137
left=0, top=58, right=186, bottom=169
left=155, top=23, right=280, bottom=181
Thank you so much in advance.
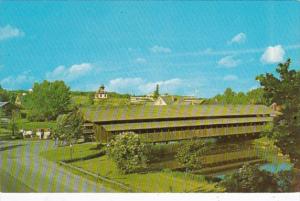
left=15, top=95, right=22, bottom=106
left=130, top=96, right=154, bottom=104
left=95, top=85, right=108, bottom=99
left=154, top=95, right=204, bottom=106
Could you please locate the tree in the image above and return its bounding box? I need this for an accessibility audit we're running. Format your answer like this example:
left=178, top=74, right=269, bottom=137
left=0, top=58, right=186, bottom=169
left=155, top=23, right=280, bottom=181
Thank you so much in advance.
left=220, top=164, right=279, bottom=192
left=107, top=132, right=148, bottom=173
left=153, top=84, right=160, bottom=99
left=8, top=110, right=18, bottom=138
left=0, top=85, right=9, bottom=102
left=54, top=107, right=84, bottom=145
left=176, top=139, right=212, bottom=171
left=256, top=58, right=300, bottom=167
left=24, top=80, right=71, bottom=121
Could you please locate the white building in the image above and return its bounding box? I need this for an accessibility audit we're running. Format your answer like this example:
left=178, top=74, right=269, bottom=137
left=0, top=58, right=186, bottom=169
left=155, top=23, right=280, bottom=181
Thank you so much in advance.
left=95, top=85, right=108, bottom=99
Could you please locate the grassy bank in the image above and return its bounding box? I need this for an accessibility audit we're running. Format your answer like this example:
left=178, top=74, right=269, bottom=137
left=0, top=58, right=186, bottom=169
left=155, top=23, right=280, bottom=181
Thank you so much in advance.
left=40, top=142, right=222, bottom=192
left=71, top=155, right=222, bottom=192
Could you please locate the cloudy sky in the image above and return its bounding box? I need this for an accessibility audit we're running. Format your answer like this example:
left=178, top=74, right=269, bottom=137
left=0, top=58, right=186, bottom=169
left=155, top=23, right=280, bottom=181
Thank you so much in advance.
left=0, top=1, right=300, bottom=97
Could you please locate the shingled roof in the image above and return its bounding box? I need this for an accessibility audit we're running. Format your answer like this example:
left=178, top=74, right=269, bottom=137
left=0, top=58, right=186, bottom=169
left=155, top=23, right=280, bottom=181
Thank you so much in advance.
left=81, top=104, right=274, bottom=123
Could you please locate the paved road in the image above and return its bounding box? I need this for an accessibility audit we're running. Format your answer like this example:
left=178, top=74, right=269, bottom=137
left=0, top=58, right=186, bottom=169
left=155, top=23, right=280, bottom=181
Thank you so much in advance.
left=0, top=140, right=112, bottom=192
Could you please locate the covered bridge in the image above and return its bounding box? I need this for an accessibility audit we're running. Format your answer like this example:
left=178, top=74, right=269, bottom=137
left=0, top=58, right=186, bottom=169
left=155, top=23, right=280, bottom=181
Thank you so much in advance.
left=81, top=105, right=274, bottom=143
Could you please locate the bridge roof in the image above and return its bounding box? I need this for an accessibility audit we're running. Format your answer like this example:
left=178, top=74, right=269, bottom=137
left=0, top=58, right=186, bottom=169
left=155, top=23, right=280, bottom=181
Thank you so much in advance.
left=81, top=105, right=274, bottom=123
left=102, top=116, right=273, bottom=132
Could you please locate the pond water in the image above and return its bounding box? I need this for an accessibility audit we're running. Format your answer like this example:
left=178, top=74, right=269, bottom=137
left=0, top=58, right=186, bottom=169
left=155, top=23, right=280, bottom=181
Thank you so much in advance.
left=213, top=162, right=293, bottom=180
left=260, top=162, right=293, bottom=173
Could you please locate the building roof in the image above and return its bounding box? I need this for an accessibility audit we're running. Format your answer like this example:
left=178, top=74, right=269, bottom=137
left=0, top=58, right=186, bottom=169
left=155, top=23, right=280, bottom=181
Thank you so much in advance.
left=160, top=96, right=178, bottom=105
left=102, top=116, right=273, bottom=132
left=0, top=102, right=9, bottom=108
left=81, top=104, right=274, bottom=123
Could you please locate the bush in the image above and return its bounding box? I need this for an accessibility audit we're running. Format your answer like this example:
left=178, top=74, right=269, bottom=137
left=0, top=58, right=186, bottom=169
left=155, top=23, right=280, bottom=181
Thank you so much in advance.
left=107, top=132, right=149, bottom=174
left=220, top=163, right=289, bottom=192
left=176, top=139, right=212, bottom=171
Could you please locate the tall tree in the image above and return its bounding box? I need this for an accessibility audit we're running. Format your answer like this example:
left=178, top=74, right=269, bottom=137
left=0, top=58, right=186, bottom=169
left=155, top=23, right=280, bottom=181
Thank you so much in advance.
left=107, top=132, right=148, bottom=173
left=24, top=80, right=71, bottom=121
left=256, top=58, right=300, bottom=167
left=153, top=84, right=160, bottom=99
left=54, top=107, right=84, bottom=145
left=0, top=85, right=9, bottom=102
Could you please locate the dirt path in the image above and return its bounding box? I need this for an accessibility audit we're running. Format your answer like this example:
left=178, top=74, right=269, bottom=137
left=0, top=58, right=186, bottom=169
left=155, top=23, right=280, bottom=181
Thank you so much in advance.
left=0, top=140, right=112, bottom=192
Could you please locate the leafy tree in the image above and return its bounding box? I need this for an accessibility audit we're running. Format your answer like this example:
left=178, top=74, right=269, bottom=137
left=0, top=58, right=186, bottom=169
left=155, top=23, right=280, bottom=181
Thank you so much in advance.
left=107, top=132, right=148, bottom=173
left=153, top=84, right=160, bottom=99
left=256, top=59, right=300, bottom=167
left=24, top=80, right=71, bottom=121
left=176, top=139, right=212, bottom=171
left=220, top=164, right=279, bottom=192
left=207, top=87, right=266, bottom=105
left=246, top=88, right=266, bottom=104
left=54, top=107, right=84, bottom=145
left=0, top=85, right=9, bottom=102
left=8, top=110, right=18, bottom=138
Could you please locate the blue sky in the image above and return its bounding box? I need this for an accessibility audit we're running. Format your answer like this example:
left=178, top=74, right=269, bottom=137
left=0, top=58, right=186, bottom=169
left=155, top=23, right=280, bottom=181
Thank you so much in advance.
left=0, top=1, right=300, bottom=98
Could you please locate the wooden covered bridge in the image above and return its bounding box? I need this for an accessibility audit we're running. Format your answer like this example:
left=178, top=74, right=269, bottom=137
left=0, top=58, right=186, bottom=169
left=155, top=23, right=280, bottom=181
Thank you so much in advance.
left=81, top=105, right=274, bottom=143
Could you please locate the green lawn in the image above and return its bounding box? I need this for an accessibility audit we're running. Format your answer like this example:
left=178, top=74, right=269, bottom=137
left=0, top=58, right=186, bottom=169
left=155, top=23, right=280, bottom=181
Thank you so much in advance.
left=71, top=155, right=222, bottom=192
left=0, top=127, right=11, bottom=140
left=71, top=95, right=91, bottom=107
left=40, top=142, right=222, bottom=192
left=93, top=97, right=130, bottom=106
left=16, top=119, right=56, bottom=131
left=41, top=142, right=101, bottom=162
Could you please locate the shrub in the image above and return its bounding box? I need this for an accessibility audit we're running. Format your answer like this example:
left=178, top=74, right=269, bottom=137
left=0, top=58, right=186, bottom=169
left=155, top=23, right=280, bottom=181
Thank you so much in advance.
left=107, top=132, right=149, bottom=173
left=176, top=139, right=212, bottom=171
left=220, top=163, right=284, bottom=192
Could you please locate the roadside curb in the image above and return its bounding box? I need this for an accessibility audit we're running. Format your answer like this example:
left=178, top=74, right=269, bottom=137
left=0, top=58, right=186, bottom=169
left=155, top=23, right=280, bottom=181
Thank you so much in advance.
left=58, top=161, right=133, bottom=192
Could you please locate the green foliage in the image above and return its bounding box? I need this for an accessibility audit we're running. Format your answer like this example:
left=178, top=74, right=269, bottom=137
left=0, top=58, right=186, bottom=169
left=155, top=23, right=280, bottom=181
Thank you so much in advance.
left=276, top=170, right=293, bottom=192
left=153, top=84, right=160, bottom=99
left=256, top=58, right=300, bottom=167
left=107, top=132, right=148, bottom=173
left=220, top=163, right=280, bottom=192
left=8, top=110, right=18, bottom=137
left=0, top=85, right=10, bottom=102
left=23, top=80, right=71, bottom=121
left=176, top=139, right=212, bottom=171
left=207, top=87, right=266, bottom=105
left=93, top=97, right=130, bottom=106
left=54, top=107, right=84, bottom=144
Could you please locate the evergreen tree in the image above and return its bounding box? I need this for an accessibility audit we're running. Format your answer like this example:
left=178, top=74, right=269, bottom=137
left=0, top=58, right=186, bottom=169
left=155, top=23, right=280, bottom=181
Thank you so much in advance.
left=153, top=84, right=160, bottom=99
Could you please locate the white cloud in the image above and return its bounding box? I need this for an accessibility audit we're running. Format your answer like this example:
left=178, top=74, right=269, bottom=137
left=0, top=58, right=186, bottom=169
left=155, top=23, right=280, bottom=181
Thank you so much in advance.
left=0, top=25, right=24, bottom=41
left=260, top=45, right=285, bottom=64
left=223, top=75, right=238, bottom=81
left=217, top=55, right=241, bottom=68
left=107, top=77, right=183, bottom=95
left=46, top=63, right=93, bottom=82
left=0, top=72, right=34, bottom=90
left=150, top=45, right=171, bottom=53
left=134, top=57, right=147, bottom=64
left=228, top=32, right=247, bottom=44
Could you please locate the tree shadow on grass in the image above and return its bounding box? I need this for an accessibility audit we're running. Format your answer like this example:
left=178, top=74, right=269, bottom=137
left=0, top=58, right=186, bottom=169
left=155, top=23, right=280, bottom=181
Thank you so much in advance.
left=0, top=144, right=24, bottom=152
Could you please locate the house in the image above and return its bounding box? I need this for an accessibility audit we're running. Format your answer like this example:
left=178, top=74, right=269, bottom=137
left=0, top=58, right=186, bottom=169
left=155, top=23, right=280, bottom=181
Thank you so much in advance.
left=95, top=85, right=108, bottom=99
left=81, top=104, right=275, bottom=143
left=15, top=95, right=22, bottom=106
left=153, top=95, right=204, bottom=106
